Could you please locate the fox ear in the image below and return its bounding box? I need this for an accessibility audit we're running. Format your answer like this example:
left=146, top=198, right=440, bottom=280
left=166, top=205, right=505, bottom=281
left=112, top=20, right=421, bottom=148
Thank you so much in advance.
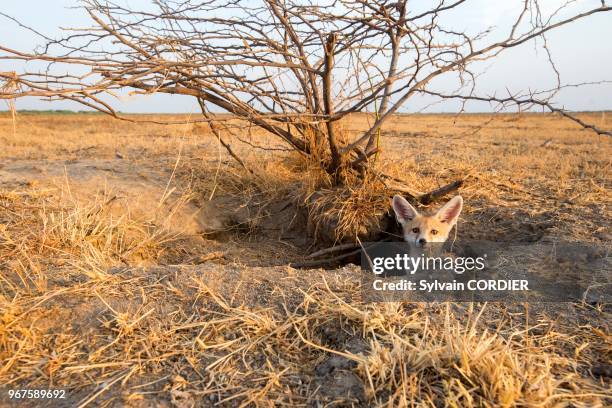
left=392, top=195, right=419, bottom=225
left=436, top=195, right=463, bottom=225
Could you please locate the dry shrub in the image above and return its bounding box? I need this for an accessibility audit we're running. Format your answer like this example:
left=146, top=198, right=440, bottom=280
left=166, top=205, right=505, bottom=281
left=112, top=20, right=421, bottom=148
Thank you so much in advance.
left=276, top=124, right=395, bottom=245
left=303, top=175, right=392, bottom=244
left=183, top=124, right=395, bottom=246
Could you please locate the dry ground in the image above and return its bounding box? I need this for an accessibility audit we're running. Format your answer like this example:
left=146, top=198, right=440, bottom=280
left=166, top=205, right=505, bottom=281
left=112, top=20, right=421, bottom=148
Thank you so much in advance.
left=0, top=112, right=610, bottom=407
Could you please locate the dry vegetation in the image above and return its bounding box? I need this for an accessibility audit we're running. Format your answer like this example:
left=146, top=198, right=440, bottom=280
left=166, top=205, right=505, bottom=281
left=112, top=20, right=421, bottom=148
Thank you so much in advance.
left=0, top=112, right=610, bottom=407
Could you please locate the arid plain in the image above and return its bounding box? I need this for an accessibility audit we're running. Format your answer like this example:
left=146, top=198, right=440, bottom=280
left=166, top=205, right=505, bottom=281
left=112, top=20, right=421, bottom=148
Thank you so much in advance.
left=0, top=112, right=610, bottom=407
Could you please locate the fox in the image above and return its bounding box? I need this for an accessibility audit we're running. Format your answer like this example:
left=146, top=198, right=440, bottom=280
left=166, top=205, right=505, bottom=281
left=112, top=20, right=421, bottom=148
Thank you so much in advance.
left=391, top=194, right=463, bottom=249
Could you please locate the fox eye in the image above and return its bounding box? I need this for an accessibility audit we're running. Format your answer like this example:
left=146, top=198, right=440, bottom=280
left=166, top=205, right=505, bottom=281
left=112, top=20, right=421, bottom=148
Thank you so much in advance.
left=412, top=227, right=419, bottom=233
left=431, top=229, right=438, bottom=235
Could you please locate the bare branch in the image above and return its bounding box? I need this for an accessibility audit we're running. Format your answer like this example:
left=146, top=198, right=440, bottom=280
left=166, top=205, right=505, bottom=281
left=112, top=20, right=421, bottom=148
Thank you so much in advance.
left=0, top=0, right=609, bottom=182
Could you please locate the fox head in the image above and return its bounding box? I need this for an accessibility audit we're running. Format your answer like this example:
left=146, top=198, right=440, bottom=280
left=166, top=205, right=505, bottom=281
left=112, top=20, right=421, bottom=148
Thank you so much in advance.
left=391, top=195, right=463, bottom=248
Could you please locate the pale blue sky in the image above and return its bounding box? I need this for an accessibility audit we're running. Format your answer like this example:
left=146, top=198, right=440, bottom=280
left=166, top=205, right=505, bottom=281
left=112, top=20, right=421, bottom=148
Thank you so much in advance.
left=1, top=0, right=611, bottom=113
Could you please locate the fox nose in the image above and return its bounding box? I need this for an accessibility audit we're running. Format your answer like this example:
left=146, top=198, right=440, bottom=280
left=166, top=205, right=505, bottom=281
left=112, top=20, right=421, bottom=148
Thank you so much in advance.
left=418, top=238, right=427, bottom=246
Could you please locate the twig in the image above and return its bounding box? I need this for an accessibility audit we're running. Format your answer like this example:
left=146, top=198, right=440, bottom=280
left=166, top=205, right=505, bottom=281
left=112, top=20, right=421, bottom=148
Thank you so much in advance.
left=418, top=179, right=464, bottom=204
left=306, top=243, right=361, bottom=258
left=290, top=249, right=361, bottom=268
left=236, top=136, right=293, bottom=152
left=198, top=98, right=253, bottom=174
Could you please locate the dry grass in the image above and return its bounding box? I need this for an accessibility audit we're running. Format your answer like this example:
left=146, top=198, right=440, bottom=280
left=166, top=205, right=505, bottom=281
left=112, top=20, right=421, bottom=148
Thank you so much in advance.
left=0, top=111, right=610, bottom=406
left=0, top=184, right=187, bottom=295
left=302, top=175, right=392, bottom=244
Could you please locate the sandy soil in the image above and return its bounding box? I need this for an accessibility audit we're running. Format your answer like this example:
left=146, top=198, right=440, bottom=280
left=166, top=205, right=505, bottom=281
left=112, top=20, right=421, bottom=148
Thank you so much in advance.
left=0, top=112, right=610, bottom=407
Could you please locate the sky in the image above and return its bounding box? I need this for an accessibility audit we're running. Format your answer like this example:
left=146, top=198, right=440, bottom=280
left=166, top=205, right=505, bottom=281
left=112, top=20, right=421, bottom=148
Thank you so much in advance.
left=1, top=0, right=611, bottom=113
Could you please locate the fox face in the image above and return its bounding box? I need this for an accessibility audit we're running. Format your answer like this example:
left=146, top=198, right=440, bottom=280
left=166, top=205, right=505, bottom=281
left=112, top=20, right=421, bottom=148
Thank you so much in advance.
left=391, top=195, right=463, bottom=248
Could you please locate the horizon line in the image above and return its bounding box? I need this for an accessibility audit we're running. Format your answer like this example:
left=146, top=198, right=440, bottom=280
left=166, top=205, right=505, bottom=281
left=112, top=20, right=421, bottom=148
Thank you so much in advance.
left=2, top=109, right=611, bottom=115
